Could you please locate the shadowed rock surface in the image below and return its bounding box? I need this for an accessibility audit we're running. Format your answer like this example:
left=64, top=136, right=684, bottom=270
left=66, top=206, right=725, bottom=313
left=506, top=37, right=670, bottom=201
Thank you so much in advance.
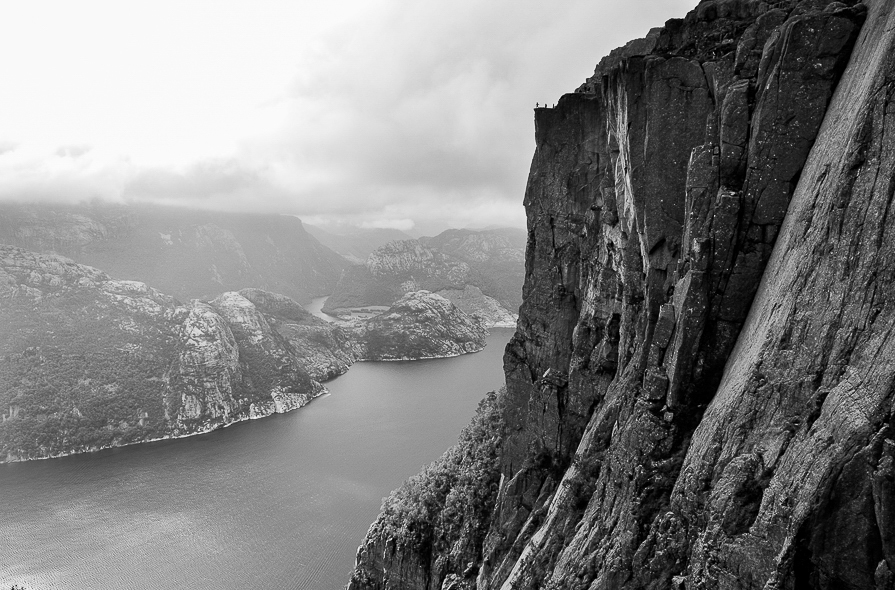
left=349, top=0, right=895, bottom=588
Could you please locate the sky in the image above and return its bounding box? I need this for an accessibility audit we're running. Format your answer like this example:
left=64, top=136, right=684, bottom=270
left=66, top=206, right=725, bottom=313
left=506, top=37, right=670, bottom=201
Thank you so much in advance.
left=0, top=0, right=697, bottom=235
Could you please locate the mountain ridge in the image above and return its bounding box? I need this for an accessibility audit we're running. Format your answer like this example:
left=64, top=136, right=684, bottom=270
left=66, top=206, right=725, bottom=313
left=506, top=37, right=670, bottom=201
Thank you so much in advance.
left=0, top=245, right=488, bottom=463
left=324, top=228, right=524, bottom=327
left=0, top=201, right=347, bottom=303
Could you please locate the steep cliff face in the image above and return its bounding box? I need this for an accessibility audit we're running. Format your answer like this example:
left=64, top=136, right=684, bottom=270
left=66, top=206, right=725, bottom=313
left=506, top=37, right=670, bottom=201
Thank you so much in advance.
left=0, top=202, right=347, bottom=303
left=0, top=246, right=352, bottom=462
left=350, top=0, right=895, bottom=588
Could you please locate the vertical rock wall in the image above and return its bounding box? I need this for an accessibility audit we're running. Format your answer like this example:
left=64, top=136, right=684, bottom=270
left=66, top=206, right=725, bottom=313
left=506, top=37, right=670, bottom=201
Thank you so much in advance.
left=350, top=0, right=895, bottom=588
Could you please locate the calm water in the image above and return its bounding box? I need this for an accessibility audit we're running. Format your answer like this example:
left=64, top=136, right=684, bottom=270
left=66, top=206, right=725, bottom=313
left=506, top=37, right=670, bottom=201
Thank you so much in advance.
left=0, top=297, right=512, bottom=590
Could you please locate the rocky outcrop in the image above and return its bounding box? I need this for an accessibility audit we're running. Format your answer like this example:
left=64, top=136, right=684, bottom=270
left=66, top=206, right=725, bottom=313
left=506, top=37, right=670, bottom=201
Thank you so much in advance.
left=437, top=286, right=517, bottom=328
left=324, top=240, right=471, bottom=312
left=323, top=229, right=524, bottom=325
left=0, top=201, right=347, bottom=303
left=239, top=288, right=358, bottom=381
left=0, top=246, right=353, bottom=463
left=351, top=291, right=489, bottom=361
left=349, top=0, right=895, bottom=589
left=422, top=228, right=526, bottom=313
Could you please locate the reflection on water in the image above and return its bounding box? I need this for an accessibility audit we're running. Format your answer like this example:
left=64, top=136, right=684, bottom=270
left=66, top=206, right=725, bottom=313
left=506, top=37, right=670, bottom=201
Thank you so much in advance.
left=0, top=324, right=512, bottom=590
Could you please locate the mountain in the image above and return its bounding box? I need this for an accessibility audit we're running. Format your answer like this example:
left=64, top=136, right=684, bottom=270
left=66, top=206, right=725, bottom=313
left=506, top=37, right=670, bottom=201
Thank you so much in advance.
left=0, top=245, right=353, bottom=462
left=303, top=223, right=415, bottom=263
left=421, top=228, right=526, bottom=313
left=350, top=1, right=895, bottom=589
left=0, top=202, right=347, bottom=303
left=323, top=228, right=524, bottom=327
left=0, top=247, right=491, bottom=462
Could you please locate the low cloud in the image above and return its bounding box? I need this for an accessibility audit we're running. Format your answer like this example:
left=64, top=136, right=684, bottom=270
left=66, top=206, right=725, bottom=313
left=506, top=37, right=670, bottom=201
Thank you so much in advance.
left=0, top=0, right=696, bottom=232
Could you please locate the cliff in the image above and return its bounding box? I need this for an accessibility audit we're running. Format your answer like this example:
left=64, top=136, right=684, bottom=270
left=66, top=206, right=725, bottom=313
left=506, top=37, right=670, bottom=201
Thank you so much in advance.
left=0, top=246, right=352, bottom=463
left=349, top=0, right=895, bottom=588
left=0, top=201, right=347, bottom=303
left=324, top=229, right=524, bottom=327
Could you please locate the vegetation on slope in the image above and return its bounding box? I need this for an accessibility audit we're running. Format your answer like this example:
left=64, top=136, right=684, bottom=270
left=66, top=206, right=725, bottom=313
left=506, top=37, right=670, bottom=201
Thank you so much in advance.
left=349, top=388, right=505, bottom=590
left=0, top=280, right=179, bottom=458
left=0, top=247, right=334, bottom=462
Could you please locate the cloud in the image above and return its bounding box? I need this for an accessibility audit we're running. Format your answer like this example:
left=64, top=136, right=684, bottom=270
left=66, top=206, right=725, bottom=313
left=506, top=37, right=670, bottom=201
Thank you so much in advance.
left=55, top=145, right=93, bottom=158
left=0, top=0, right=697, bottom=232
left=359, top=218, right=416, bottom=231
left=123, top=159, right=267, bottom=202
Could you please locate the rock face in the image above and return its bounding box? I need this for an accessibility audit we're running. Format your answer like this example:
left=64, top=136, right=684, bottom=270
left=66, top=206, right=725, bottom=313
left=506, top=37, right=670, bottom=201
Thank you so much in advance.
left=421, top=228, right=526, bottom=313
left=351, top=291, right=489, bottom=361
left=0, top=202, right=347, bottom=303
left=238, top=288, right=358, bottom=381
left=324, top=229, right=524, bottom=327
left=0, top=246, right=354, bottom=463
left=437, top=286, right=517, bottom=328
left=349, top=1, right=895, bottom=589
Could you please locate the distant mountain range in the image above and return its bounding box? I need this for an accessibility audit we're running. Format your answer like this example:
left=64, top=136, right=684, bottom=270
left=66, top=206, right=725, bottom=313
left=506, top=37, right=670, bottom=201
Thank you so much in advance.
left=0, top=202, right=347, bottom=303
left=0, top=202, right=524, bottom=460
left=303, top=223, right=415, bottom=264
left=324, top=227, right=526, bottom=326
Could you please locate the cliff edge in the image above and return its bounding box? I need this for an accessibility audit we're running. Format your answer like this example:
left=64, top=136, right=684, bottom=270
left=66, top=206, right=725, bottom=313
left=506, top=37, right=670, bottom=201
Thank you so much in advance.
left=349, top=0, right=895, bottom=588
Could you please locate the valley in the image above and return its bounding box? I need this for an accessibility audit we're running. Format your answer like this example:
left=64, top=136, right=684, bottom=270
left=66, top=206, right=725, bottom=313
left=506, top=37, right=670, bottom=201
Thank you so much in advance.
left=0, top=327, right=513, bottom=589
left=0, top=206, right=521, bottom=464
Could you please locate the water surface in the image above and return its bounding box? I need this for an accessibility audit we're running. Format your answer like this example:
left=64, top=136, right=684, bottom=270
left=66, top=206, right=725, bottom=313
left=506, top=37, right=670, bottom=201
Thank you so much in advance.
left=0, top=315, right=512, bottom=589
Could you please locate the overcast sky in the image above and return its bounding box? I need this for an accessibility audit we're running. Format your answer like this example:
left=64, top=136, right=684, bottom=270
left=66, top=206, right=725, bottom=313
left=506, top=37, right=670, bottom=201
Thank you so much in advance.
left=0, top=0, right=696, bottom=234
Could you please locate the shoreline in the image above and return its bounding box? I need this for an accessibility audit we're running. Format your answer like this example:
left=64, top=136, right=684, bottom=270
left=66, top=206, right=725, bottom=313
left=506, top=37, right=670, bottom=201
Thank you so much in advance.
left=1, top=387, right=329, bottom=466
left=357, top=343, right=487, bottom=362
left=3, top=327, right=513, bottom=466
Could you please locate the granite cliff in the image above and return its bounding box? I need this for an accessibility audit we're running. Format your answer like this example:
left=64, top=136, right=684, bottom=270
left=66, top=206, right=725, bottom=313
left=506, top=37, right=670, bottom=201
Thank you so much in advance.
left=0, top=246, right=350, bottom=463
left=349, top=0, right=895, bottom=588
left=324, top=229, right=523, bottom=328
left=0, top=202, right=347, bottom=303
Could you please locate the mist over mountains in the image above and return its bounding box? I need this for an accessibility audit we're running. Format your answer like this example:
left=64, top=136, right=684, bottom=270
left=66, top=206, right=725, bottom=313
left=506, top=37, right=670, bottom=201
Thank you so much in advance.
left=0, top=201, right=346, bottom=304
left=0, top=200, right=523, bottom=463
